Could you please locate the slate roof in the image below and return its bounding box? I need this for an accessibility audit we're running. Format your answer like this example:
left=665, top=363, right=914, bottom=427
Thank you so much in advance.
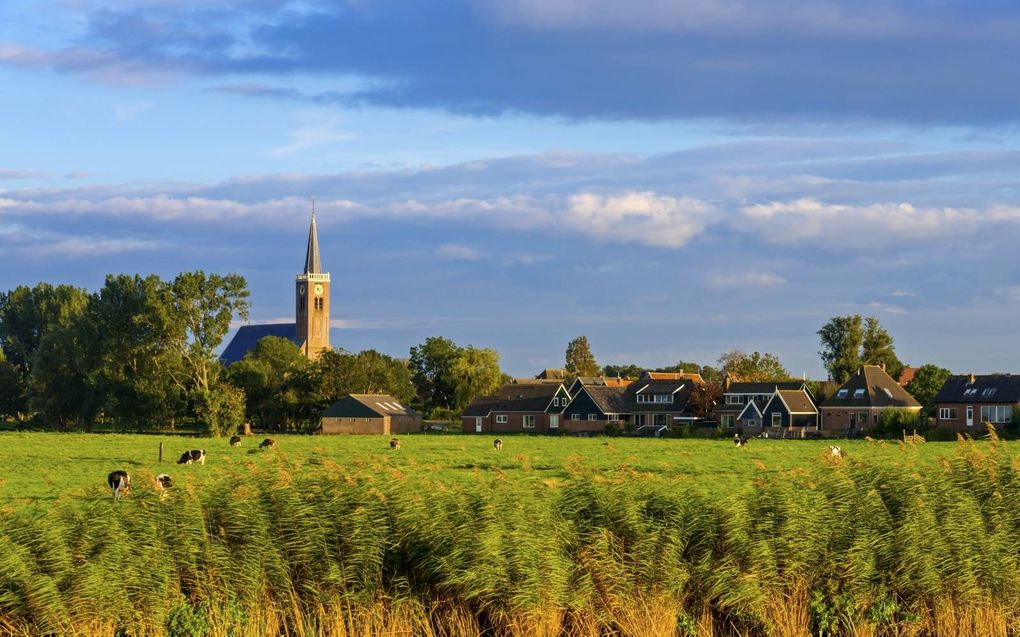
left=323, top=394, right=418, bottom=418
left=536, top=368, right=568, bottom=380
left=462, top=383, right=564, bottom=416
left=822, top=366, right=921, bottom=409
left=774, top=389, right=818, bottom=414
left=584, top=385, right=631, bottom=414
left=935, top=375, right=1020, bottom=404
left=726, top=381, right=806, bottom=394
left=219, top=323, right=300, bottom=365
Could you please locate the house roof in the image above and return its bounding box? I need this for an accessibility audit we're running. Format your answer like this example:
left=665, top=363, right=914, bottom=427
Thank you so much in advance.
left=323, top=394, right=418, bottom=418
left=462, top=383, right=565, bottom=416
left=219, top=323, right=300, bottom=365
left=628, top=380, right=695, bottom=413
left=726, top=381, right=806, bottom=394
left=737, top=399, right=766, bottom=420
left=821, top=366, right=921, bottom=409
left=898, top=366, right=919, bottom=386
left=935, top=374, right=1020, bottom=404
left=536, top=368, right=568, bottom=380
left=775, top=389, right=818, bottom=414
left=584, top=385, right=631, bottom=414
left=642, top=371, right=705, bottom=383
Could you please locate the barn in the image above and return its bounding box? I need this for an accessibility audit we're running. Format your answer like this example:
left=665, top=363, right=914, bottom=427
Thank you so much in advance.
left=318, top=394, right=421, bottom=434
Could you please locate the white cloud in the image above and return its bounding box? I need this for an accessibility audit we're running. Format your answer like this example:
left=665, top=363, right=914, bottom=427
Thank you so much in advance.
left=113, top=100, right=153, bottom=121
left=710, top=271, right=786, bottom=288
left=269, top=111, right=356, bottom=157
left=564, top=191, right=718, bottom=248
left=437, top=243, right=482, bottom=260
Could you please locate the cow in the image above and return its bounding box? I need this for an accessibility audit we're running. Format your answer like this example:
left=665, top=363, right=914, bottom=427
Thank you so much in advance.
left=734, top=434, right=749, bottom=448
left=259, top=438, right=276, bottom=449
left=829, top=445, right=842, bottom=459
left=177, top=449, right=206, bottom=465
left=229, top=435, right=242, bottom=447
left=155, top=473, right=172, bottom=492
left=493, top=439, right=503, bottom=451
left=389, top=437, right=400, bottom=449
left=107, top=470, right=130, bottom=500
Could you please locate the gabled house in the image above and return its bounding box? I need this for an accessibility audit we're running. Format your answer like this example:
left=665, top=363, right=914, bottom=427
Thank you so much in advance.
left=715, top=380, right=809, bottom=430
left=319, top=394, right=421, bottom=435
left=761, top=389, right=819, bottom=431
left=640, top=371, right=705, bottom=383
left=934, top=374, right=1020, bottom=432
left=461, top=383, right=570, bottom=433
left=566, top=376, right=630, bottom=398
left=820, top=365, right=921, bottom=433
left=627, top=379, right=701, bottom=429
left=560, top=385, right=631, bottom=433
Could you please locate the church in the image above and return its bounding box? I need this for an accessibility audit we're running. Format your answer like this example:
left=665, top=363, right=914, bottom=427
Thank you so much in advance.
left=219, top=209, right=332, bottom=364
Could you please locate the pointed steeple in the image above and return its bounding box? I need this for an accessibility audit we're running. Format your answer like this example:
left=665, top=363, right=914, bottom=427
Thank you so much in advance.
left=304, top=199, right=322, bottom=274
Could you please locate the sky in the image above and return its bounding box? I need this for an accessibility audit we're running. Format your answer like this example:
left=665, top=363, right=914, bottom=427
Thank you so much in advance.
left=2, top=0, right=1019, bottom=378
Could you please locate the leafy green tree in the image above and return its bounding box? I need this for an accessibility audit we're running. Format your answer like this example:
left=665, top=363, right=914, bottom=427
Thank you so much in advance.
left=863, top=317, right=905, bottom=380
left=602, top=363, right=643, bottom=379
left=409, top=336, right=461, bottom=413
left=688, top=380, right=723, bottom=420
left=451, top=346, right=504, bottom=411
left=818, top=315, right=865, bottom=383
left=314, top=348, right=414, bottom=407
left=874, top=408, right=921, bottom=438
left=28, top=321, right=103, bottom=431
left=718, top=350, right=790, bottom=382
left=0, top=350, right=25, bottom=420
left=565, top=336, right=599, bottom=377
left=905, top=364, right=952, bottom=417
left=227, top=336, right=311, bottom=430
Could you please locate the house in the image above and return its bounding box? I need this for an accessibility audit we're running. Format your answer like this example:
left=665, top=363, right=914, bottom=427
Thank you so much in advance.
left=319, top=394, right=421, bottom=434
left=627, top=379, right=701, bottom=430
left=461, top=383, right=571, bottom=433
left=566, top=376, right=630, bottom=397
left=898, top=367, right=919, bottom=387
left=820, top=365, right=921, bottom=433
left=560, top=385, right=631, bottom=433
left=760, top=389, right=819, bottom=431
left=715, top=380, right=810, bottom=430
left=641, top=371, right=705, bottom=383
left=934, top=374, right=1020, bottom=432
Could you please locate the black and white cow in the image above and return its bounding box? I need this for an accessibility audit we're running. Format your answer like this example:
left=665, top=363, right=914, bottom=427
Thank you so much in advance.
left=734, top=434, right=749, bottom=447
left=155, top=473, right=172, bottom=491
left=177, top=449, right=206, bottom=465
left=493, top=439, right=503, bottom=450
left=829, top=445, right=842, bottom=459
left=389, top=437, right=400, bottom=449
left=108, top=470, right=130, bottom=500
left=258, top=438, right=276, bottom=449
left=229, top=435, right=242, bottom=447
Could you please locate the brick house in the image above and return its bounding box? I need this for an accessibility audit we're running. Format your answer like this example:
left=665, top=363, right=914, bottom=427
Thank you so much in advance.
left=760, top=389, right=819, bottom=431
left=560, top=385, right=631, bottom=433
left=461, top=383, right=571, bottom=433
left=715, top=380, right=810, bottom=430
left=627, top=378, right=701, bottom=430
left=319, top=394, right=421, bottom=434
left=820, top=365, right=921, bottom=433
left=934, top=374, right=1020, bottom=432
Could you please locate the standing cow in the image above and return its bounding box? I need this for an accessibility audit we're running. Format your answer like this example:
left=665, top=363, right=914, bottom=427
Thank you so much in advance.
left=229, top=435, right=242, bottom=447
left=108, top=471, right=130, bottom=500
left=177, top=449, right=206, bottom=465
left=493, top=439, right=503, bottom=451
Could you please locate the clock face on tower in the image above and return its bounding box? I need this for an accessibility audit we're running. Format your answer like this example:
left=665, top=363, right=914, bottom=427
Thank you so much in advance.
left=298, top=284, right=306, bottom=295
left=314, top=284, right=324, bottom=296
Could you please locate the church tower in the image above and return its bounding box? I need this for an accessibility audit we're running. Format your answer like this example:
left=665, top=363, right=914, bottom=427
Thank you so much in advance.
left=295, top=204, right=331, bottom=358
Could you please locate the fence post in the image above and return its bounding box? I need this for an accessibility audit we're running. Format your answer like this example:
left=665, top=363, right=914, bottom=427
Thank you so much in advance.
left=159, top=441, right=163, bottom=464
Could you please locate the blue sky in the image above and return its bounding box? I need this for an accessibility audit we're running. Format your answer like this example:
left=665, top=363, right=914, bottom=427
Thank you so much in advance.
left=2, top=0, right=1019, bottom=378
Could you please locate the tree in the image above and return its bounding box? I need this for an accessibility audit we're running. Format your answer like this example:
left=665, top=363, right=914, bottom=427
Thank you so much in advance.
left=409, top=337, right=461, bottom=414
left=565, top=336, right=599, bottom=377
left=28, top=321, right=104, bottom=431
left=818, top=315, right=865, bottom=383
left=905, top=364, right=952, bottom=417
left=226, top=336, right=312, bottom=430
left=688, top=380, right=723, bottom=420
left=717, top=350, right=790, bottom=382
left=819, top=315, right=904, bottom=383
left=314, top=349, right=414, bottom=407
left=451, top=346, right=504, bottom=411
left=0, top=350, right=25, bottom=420
left=862, top=317, right=905, bottom=380
left=602, top=363, right=643, bottom=379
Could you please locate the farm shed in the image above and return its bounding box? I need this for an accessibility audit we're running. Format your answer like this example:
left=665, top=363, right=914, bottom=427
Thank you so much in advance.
left=319, top=394, right=421, bottom=434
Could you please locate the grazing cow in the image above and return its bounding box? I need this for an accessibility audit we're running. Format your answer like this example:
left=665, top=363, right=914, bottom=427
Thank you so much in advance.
left=493, top=438, right=503, bottom=451
left=177, top=449, right=206, bottom=465
left=155, top=473, right=172, bottom=492
left=107, top=471, right=130, bottom=500
left=389, top=437, right=400, bottom=449
left=229, top=435, right=242, bottom=447
left=258, top=438, right=276, bottom=449
left=734, top=434, right=749, bottom=448
left=829, top=445, right=842, bottom=459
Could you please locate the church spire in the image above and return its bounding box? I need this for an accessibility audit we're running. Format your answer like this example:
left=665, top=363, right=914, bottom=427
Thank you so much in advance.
left=304, top=199, right=322, bottom=274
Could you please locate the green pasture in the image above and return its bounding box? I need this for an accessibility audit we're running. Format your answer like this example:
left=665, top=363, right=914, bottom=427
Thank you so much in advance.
left=0, top=432, right=970, bottom=509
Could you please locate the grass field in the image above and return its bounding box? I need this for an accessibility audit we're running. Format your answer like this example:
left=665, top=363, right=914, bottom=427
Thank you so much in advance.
left=2, top=432, right=1019, bottom=636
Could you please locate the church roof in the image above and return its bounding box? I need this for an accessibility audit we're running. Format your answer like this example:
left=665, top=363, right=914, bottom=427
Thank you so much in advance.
left=304, top=211, right=323, bottom=274
left=219, top=323, right=299, bottom=365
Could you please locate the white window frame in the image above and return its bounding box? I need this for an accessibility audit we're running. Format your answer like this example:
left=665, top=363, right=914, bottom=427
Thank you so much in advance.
left=606, top=413, right=619, bottom=422
left=588, top=414, right=598, bottom=421
left=495, top=414, right=508, bottom=424
left=523, top=415, right=536, bottom=428
left=725, top=395, right=742, bottom=405
left=771, top=412, right=782, bottom=427
left=939, top=407, right=958, bottom=420
left=571, top=413, right=580, bottom=421
left=721, top=414, right=734, bottom=428
left=837, top=389, right=848, bottom=398
left=981, top=405, right=1012, bottom=423
left=853, top=389, right=865, bottom=399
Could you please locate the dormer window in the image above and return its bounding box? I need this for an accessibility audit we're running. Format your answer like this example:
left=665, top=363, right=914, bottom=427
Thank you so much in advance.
left=982, top=388, right=998, bottom=397
left=837, top=389, right=848, bottom=398
left=726, top=395, right=742, bottom=405
left=853, top=389, right=865, bottom=398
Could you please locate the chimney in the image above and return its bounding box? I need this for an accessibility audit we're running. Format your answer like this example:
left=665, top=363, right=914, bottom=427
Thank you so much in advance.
left=969, top=373, right=976, bottom=384
left=880, top=363, right=886, bottom=372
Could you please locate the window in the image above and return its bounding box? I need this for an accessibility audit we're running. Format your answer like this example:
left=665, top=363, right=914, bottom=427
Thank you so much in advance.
left=726, top=395, right=742, bottom=405
left=606, top=413, right=619, bottom=422
left=588, top=414, right=597, bottom=421
left=964, top=388, right=978, bottom=396
left=523, top=415, right=536, bottom=428
left=771, top=412, right=782, bottom=427
left=571, top=413, right=580, bottom=421
left=552, top=397, right=559, bottom=407
left=982, top=388, right=998, bottom=397
left=853, top=389, right=865, bottom=399
left=495, top=414, right=508, bottom=424
left=939, top=407, right=958, bottom=420
left=655, top=394, right=673, bottom=404
left=837, top=389, right=848, bottom=398
left=721, top=415, right=734, bottom=428
left=981, top=405, right=1012, bottom=423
